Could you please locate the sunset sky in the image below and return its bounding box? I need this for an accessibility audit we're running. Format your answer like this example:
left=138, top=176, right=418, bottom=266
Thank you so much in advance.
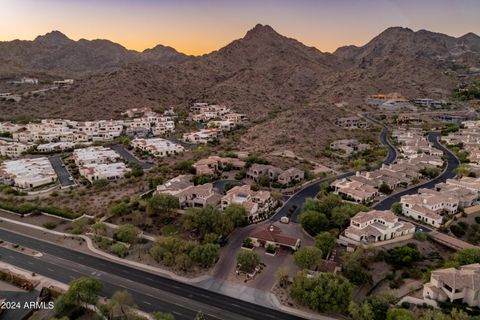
left=1, top=0, right=479, bottom=55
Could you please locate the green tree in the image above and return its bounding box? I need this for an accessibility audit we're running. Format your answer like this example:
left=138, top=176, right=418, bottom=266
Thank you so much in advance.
left=174, top=160, right=196, bottom=174
left=379, top=183, right=392, bottom=195
left=151, top=311, right=175, bottom=320
left=108, top=290, right=135, bottom=319
left=385, top=244, right=420, bottom=267
left=258, top=175, right=271, bottom=187
left=331, top=204, right=368, bottom=228
left=447, top=248, right=480, bottom=267
left=386, top=308, right=415, bottom=320
left=391, top=202, right=403, bottom=215
left=92, top=222, right=107, bottom=237
left=454, top=164, right=471, bottom=177
left=342, top=247, right=372, bottom=285
left=294, top=247, right=322, bottom=270
left=299, top=210, right=329, bottom=236
left=352, top=159, right=367, bottom=171
left=275, top=267, right=290, bottom=287
left=349, top=301, right=374, bottom=320
left=147, top=193, right=180, bottom=219
left=188, top=206, right=235, bottom=239
left=304, top=195, right=343, bottom=216
left=114, top=224, right=138, bottom=244
left=315, top=231, right=337, bottom=258
left=192, top=174, right=213, bottom=185
left=364, top=294, right=397, bottom=320
left=237, top=251, right=261, bottom=273
left=289, top=271, right=352, bottom=313
left=110, top=201, right=130, bottom=217
left=224, top=203, right=247, bottom=227
left=195, top=311, right=206, bottom=320
left=130, top=163, right=144, bottom=177
left=111, top=243, right=129, bottom=257
left=62, top=277, right=102, bottom=310
left=224, top=181, right=237, bottom=192
left=189, top=243, right=220, bottom=268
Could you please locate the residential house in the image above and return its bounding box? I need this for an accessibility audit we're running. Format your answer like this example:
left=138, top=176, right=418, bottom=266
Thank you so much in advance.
left=344, top=210, right=415, bottom=243
left=131, top=138, right=184, bottom=157
left=176, top=183, right=222, bottom=208
left=446, top=177, right=480, bottom=198
left=334, top=116, right=368, bottom=129
left=0, top=157, right=57, bottom=189
left=221, top=185, right=274, bottom=221
left=182, top=128, right=221, bottom=144
left=246, top=164, right=282, bottom=182
left=36, top=142, right=75, bottom=153
left=329, top=139, right=370, bottom=158
left=79, top=163, right=130, bottom=183
left=0, top=141, right=32, bottom=158
left=423, top=264, right=480, bottom=307
left=72, top=146, right=120, bottom=166
left=249, top=224, right=301, bottom=251
left=400, top=193, right=458, bottom=227
left=278, top=168, right=305, bottom=186
left=156, top=175, right=193, bottom=196
left=193, top=156, right=246, bottom=176
left=331, top=178, right=378, bottom=203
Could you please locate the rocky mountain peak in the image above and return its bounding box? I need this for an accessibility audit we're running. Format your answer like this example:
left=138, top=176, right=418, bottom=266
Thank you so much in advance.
left=34, top=30, right=73, bottom=46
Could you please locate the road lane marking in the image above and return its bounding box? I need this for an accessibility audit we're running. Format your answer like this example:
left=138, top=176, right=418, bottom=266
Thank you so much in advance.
left=142, top=301, right=151, bottom=305
left=173, top=311, right=183, bottom=316
left=47, top=268, right=54, bottom=272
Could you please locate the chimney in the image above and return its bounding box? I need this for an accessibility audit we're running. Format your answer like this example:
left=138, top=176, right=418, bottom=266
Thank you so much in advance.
left=269, top=225, right=274, bottom=232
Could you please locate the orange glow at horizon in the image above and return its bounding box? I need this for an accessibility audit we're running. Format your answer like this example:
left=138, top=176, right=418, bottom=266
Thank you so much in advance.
left=0, top=0, right=479, bottom=56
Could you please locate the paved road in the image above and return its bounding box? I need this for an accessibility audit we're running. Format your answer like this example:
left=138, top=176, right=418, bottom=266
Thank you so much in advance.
left=271, top=121, right=397, bottom=223
left=373, top=132, right=459, bottom=211
left=48, top=155, right=75, bottom=187
left=0, top=229, right=306, bottom=320
left=111, top=144, right=154, bottom=170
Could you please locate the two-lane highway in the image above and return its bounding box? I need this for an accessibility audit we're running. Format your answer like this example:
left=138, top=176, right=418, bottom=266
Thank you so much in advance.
left=0, top=228, right=306, bottom=320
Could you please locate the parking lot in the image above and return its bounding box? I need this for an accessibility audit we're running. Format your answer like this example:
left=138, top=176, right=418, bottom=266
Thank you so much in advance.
left=48, top=155, right=76, bottom=187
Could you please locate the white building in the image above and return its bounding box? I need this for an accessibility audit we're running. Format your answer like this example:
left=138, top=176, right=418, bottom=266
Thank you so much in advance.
left=221, top=185, right=274, bottom=221
left=344, top=210, right=415, bottom=243
left=79, top=163, right=130, bottom=183
left=36, top=142, right=75, bottom=153
left=400, top=193, right=456, bottom=227
left=182, top=128, right=221, bottom=144
left=131, top=138, right=184, bottom=157
left=424, top=264, right=480, bottom=307
left=0, top=157, right=57, bottom=189
left=446, top=177, right=480, bottom=198
left=72, top=146, right=120, bottom=166
left=13, top=77, right=38, bottom=85
left=0, top=141, right=32, bottom=158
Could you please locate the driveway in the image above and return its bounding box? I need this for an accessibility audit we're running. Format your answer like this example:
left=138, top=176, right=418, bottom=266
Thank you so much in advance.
left=111, top=144, right=154, bottom=170
left=48, top=155, right=75, bottom=187
left=372, top=131, right=459, bottom=211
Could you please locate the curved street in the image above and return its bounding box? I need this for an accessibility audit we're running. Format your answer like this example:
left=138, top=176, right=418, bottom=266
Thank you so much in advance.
left=271, top=120, right=397, bottom=222
left=373, top=131, right=459, bottom=211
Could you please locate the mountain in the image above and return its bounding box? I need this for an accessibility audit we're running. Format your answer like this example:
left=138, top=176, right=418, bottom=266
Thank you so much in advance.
left=0, top=25, right=479, bottom=158
left=0, top=31, right=189, bottom=75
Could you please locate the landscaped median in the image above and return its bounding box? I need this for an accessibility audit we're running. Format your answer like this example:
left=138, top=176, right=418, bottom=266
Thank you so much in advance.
left=0, top=198, right=80, bottom=219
